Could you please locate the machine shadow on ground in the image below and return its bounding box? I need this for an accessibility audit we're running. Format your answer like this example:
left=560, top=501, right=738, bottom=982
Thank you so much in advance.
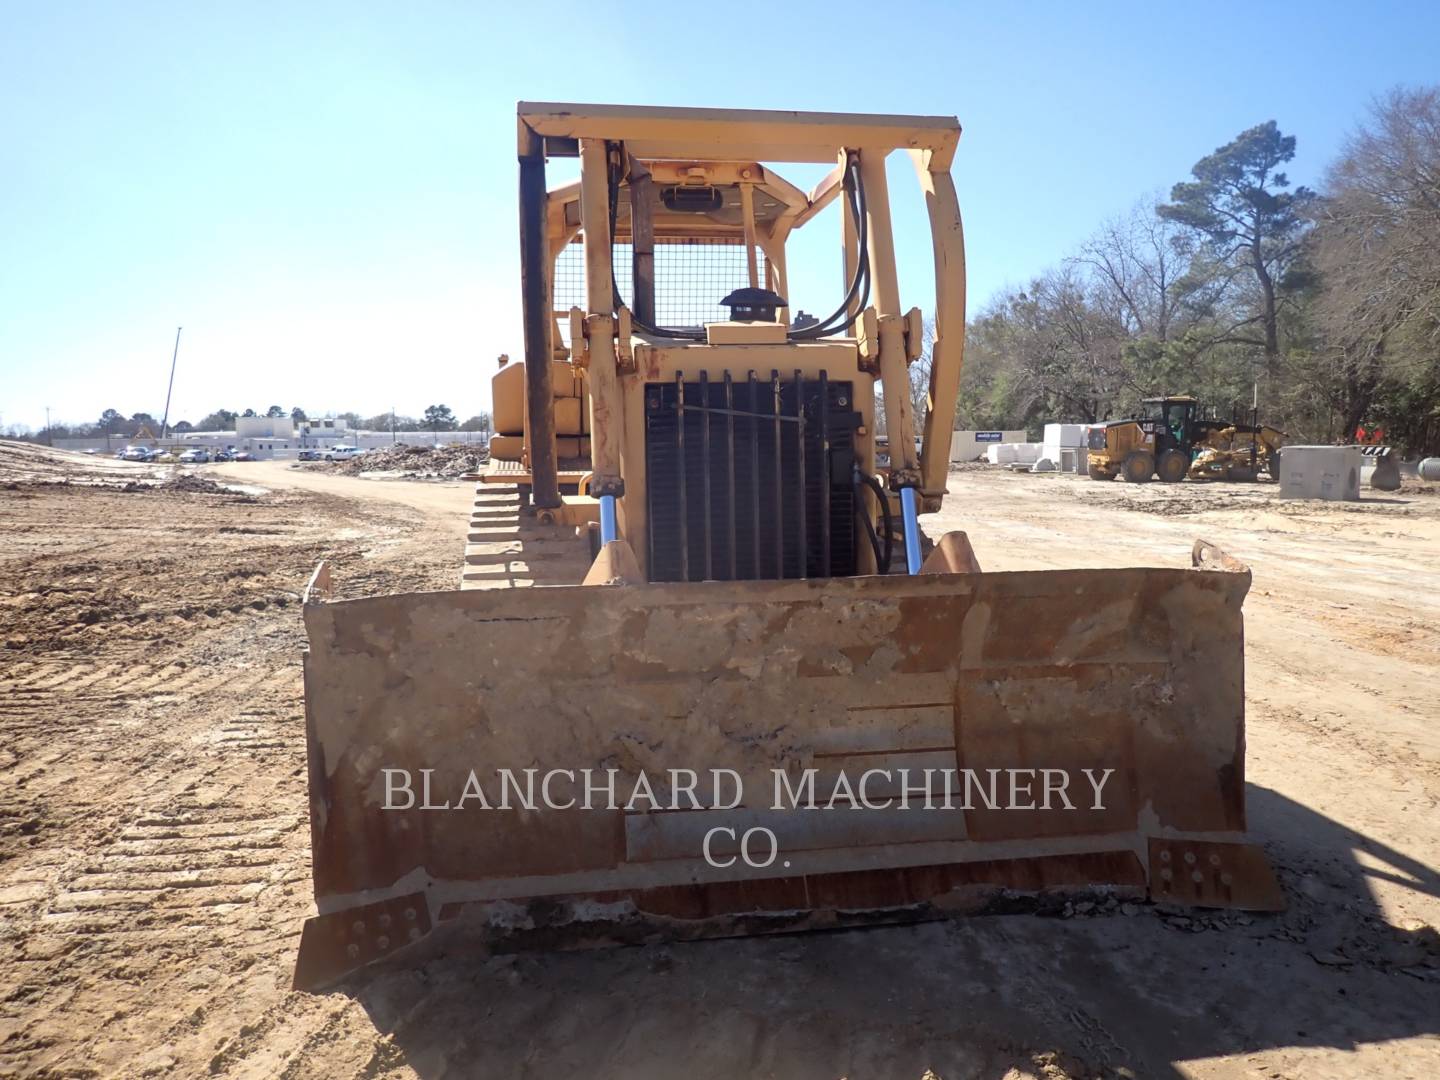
left=317, top=785, right=1440, bottom=1079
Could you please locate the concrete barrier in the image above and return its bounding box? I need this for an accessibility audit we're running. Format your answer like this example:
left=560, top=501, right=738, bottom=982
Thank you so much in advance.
left=985, top=442, right=1043, bottom=465
left=1279, top=446, right=1361, bottom=501
left=1357, top=447, right=1401, bottom=491
left=1042, top=423, right=1088, bottom=464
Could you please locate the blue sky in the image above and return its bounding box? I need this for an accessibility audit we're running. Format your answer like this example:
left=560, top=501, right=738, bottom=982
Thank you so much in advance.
left=3, top=0, right=1438, bottom=431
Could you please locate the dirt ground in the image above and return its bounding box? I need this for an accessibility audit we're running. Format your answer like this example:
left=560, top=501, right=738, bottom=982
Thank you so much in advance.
left=1, top=441, right=1437, bottom=1079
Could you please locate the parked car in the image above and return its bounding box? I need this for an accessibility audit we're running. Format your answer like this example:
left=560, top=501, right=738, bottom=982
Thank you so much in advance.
left=212, top=449, right=235, bottom=462
left=178, top=448, right=211, bottom=464
left=324, top=445, right=364, bottom=461
left=233, top=452, right=254, bottom=462
left=297, top=449, right=319, bottom=462
left=120, top=446, right=150, bottom=461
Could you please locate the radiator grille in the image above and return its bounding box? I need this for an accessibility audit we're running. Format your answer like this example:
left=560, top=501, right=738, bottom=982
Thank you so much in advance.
left=644, top=371, right=857, bottom=583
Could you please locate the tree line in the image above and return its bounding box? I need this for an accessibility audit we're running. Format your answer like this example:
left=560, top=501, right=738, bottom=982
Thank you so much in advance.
left=13, top=404, right=492, bottom=440
left=954, top=86, right=1440, bottom=455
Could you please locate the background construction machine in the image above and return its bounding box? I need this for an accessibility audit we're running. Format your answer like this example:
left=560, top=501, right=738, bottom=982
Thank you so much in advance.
left=1188, top=422, right=1286, bottom=483
left=294, top=104, right=1282, bottom=990
left=1088, top=395, right=1284, bottom=483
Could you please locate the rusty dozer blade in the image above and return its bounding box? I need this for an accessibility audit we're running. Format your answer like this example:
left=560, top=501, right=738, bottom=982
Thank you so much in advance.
left=294, top=538, right=1282, bottom=990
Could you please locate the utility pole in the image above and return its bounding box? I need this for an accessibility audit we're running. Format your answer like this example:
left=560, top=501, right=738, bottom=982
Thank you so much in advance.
left=160, top=327, right=182, bottom=440
left=45, top=406, right=52, bottom=447
left=390, top=406, right=396, bottom=444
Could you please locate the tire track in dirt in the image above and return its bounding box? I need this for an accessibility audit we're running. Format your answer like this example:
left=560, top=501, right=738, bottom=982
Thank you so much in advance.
left=0, top=462, right=461, bottom=1078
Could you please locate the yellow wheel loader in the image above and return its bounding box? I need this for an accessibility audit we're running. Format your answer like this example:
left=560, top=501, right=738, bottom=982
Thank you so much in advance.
left=1087, top=396, right=1202, bottom=483
left=1088, top=396, right=1283, bottom=483
left=294, top=104, right=1282, bottom=990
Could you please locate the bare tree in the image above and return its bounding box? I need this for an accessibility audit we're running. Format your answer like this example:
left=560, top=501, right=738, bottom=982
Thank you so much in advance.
left=1310, top=86, right=1440, bottom=440
left=1073, top=200, right=1196, bottom=342
left=959, top=269, right=1136, bottom=425
left=1314, top=87, right=1440, bottom=339
left=909, top=317, right=936, bottom=423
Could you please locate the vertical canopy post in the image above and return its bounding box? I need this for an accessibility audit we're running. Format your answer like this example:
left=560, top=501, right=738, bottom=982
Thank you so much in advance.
left=518, top=123, right=560, bottom=509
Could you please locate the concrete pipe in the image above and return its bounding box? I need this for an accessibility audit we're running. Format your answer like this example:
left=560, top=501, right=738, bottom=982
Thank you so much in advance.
left=1418, top=457, right=1440, bottom=482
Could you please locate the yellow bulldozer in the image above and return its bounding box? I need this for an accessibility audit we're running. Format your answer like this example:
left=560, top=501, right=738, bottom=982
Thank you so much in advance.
left=293, top=104, right=1282, bottom=989
left=1088, top=395, right=1284, bottom=483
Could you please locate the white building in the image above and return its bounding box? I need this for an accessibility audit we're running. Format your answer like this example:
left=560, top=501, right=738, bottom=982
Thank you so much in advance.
left=297, top=417, right=350, bottom=443
left=236, top=415, right=297, bottom=439
left=53, top=417, right=488, bottom=460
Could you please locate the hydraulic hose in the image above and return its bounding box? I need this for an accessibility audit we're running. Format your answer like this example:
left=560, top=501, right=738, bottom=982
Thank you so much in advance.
left=790, top=156, right=871, bottom=340
left=854, top=472, right=884, bottom=571
left=602, top=145, right=871, bottom=342
left=854, top=466, right=894, bottom=574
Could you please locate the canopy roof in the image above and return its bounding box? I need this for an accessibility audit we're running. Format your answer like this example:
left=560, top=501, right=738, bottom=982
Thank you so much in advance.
left=518, top=102, right=961, bottom=169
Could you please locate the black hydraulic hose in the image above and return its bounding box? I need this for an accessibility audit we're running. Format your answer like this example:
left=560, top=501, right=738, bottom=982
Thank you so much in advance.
left=809, top=157, right=871, bottom=326
left=855, top=466, right=893, bottom=573
left=854, top=472, right=885, bottom=572
left=603, top=146, right=707, bottom=340
left=599, top=146, right=872, bottom=342
left=784, top=163, right=869, bottom=339
left=791, top=157, right=871, bottom=340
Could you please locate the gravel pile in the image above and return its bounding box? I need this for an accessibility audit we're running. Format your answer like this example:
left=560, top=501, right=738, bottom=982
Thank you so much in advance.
left=158, top=473, right=227, bottom=494
left=330, top=443, right=486, bottom=478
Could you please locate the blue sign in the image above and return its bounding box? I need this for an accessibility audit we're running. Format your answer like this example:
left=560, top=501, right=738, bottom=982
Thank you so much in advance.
left=975, top=431, right=1004, bottom=442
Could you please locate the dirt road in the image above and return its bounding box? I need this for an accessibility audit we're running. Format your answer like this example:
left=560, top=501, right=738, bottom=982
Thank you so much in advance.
left=210, top=460, right=475, bottom=541
left=2, top=442, right=1436, bottom=1079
